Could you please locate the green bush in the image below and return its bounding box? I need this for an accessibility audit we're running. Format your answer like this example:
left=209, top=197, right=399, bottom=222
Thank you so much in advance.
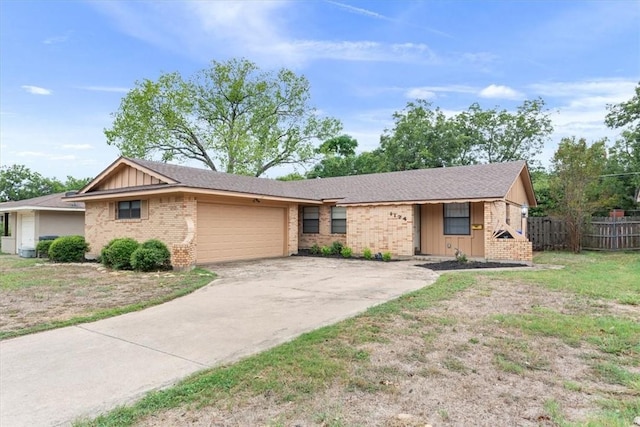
left=36, top=239, right=55, bottom=258
left=101, top=238, right=139, bottom=270
left=140, top=239, right=171, bottom=262
left=363, top=247, right=373, bottom=260
left=340, top=246, right=352, bottom=258
left=331, top=241, right=344, bottom=255
left=382, top=251, right=392, bottom=262
left=99, top=238, right=119, bottom=264
left=321, top=246, right=333, bottom=256
left=310, top=244, right=321, bottom=255
left=130, top=239, right=171, bottom=271
left=48, top=236, right=89, bottom=262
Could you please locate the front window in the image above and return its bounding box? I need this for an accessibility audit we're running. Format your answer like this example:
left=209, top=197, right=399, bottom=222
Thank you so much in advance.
left=331, top=207, right=347, bottom=234
left=118, top=200, right=141, bottom=219
left=302, top=207, right=319, bottom=233
left=444, top=203, right=470, bottom=235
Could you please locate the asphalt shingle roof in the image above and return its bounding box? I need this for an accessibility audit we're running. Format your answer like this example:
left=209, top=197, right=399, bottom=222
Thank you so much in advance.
left=124, top=158, right=527, bottom=204
left=0, top=192, right=85, bottom=211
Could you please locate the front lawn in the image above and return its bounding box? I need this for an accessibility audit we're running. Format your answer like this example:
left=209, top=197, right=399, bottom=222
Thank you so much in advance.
left=79, top=251, right=640, bottom=426
left=0, top=255, right=215, bottom=339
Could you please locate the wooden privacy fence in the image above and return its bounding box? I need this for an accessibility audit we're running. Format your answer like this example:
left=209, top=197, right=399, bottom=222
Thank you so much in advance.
left=527, top=217, right=568, bottom=251
left=527, top=216, right=640, bottom=251
left=583, top=217, right=640, bottom=251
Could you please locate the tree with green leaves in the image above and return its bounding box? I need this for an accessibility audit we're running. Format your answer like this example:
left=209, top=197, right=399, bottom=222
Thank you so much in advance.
left=105, top=58, right=342, bottom=177
left=605, top=82, right=640, bottom=209
left=377, top=98, right=553, bottom=172
left=306, top=135, right=384, bottom=178
left=276, top=172, right=306, bottom=181
left=550, top=137, right=607, bottom=252
left=0, top=165, right=92, bottom=202
left=377, top=100, right=475, bottom=171
left=458, top=98, right=552, bottom=166
left=316, top=135, right=357, bottom=157
left=528, top=168, right=556, bottom=217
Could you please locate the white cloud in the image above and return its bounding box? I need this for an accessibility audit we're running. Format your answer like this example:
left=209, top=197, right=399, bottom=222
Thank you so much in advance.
left=405, top=88, right=436, bottom=99
left=16, top=151, right=49, bottom=157
left=325, top=0, right=451, bottom=38
left=325, top=0, right=388, bottom=20
left=479, top=84, right=524, bottom=100
left=529, top=79, right=636, bottom=102
left=404, top=85, right=476, bottom=99
left=92, top=1, right=441, bottom=66
left=21, top=85, right=52, bottom=95
left=462, top=52, right=498, bottom=64
left=43, top=33, right=71, bottom=45
left=276, top=40, right=438, bottom=64
left=78, top=86, right=130, bottom=93
left=61, top=144, right=93, bottom=150
left=51, top=155, right=78, bottom=161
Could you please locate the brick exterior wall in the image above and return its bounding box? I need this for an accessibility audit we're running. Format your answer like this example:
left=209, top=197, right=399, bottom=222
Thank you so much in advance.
left=84, top=195, right=197, bottom=269
left=346, top=204, right=414, bottom=257
left=298, top=205, right=347, bottom=249
left=287, top=205, right=298, bottom=255
left=484, top=201, right=533, bottom=264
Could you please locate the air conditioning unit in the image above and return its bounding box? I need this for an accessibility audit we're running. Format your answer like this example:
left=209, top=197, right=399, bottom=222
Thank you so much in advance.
left=19, top=247, right=36, bottom=258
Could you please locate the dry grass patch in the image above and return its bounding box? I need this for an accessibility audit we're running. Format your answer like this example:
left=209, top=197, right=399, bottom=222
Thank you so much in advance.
left=0, top=255, right=215, bottom=339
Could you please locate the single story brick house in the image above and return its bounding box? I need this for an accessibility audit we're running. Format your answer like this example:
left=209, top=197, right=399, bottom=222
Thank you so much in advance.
left=0, top=193, right=85, bottom=255
left=67, top=157, right=536, bottom=268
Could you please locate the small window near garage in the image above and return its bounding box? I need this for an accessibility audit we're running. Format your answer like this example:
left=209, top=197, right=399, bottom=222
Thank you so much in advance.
left=444, top=202, right=470, bottom=235
left=302, top=206, right=319, bottom=233
left=331, top=206, right=347, bottom=234
left=117, top=200, right=141, bottom=219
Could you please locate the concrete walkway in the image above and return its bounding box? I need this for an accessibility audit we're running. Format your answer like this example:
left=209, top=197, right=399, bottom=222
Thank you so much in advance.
left=0, top=257, right=438, bottom=426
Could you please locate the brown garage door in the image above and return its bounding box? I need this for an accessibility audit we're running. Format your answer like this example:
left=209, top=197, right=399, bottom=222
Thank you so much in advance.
left=196, top=203, right=286, bottom=263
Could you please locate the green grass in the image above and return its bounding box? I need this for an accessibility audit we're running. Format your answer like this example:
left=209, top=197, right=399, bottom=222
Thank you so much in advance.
left=0, top=267, right=216, bottom=340
left=488, top=251, right=640, bottom=305
left=494, top=308, right=640, bottom=355
left=492, top=337, right=549, bottom=374
left=75, top=273, right=477, bottom=427
left=594, top=362, right=640, bottom=390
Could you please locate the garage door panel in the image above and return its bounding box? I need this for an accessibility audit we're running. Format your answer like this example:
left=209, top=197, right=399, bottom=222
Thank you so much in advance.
left=197, top=203, right=285, bottom=263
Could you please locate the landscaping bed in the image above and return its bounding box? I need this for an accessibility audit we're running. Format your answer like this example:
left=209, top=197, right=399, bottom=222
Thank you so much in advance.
left=416, top=260, right=529, bottom=270
left=296, top=249, right=528, bottom=269
left=294, top=248, right=398, bottom=261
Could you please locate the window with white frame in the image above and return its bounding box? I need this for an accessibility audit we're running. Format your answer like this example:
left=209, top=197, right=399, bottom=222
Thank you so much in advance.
left=443, top=202, right=470, bottom=235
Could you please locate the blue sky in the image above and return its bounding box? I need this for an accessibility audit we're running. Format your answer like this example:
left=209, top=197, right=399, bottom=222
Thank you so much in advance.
left=1, top=0, right=638, bottom=180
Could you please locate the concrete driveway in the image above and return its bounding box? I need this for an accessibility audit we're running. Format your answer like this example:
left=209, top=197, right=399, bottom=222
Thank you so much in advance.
left=0, top=257, right=438, bottom=426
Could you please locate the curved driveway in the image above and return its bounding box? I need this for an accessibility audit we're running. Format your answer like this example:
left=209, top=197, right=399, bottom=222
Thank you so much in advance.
left=0, top=257, right=438, bottom=426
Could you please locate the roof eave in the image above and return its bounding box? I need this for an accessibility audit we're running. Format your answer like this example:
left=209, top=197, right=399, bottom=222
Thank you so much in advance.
left=66, top=185, right=323, bottom=204
left=0, top=206, right=85, bottom=212
left=337, top=197, right=505, bottom=207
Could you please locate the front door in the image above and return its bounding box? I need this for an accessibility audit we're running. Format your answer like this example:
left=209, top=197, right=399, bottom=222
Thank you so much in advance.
left=19, top=212, right=35, bottom=249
